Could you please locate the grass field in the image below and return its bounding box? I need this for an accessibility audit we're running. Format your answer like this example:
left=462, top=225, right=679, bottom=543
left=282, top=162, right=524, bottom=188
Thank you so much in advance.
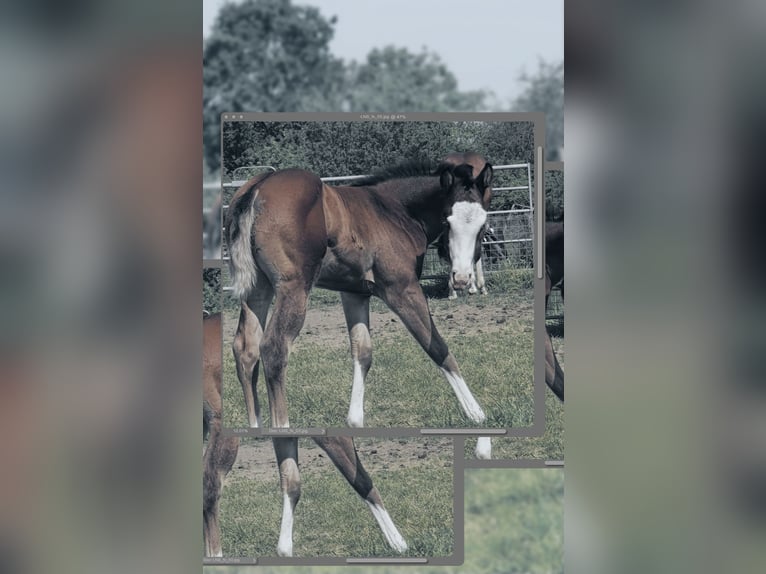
left=221, top=272, right=536, bottom=430
left=217, top=437, right=454, bottom=558
left=207, top=468, right=564, bottom=573
left=466, top=334, right=564, bottom=460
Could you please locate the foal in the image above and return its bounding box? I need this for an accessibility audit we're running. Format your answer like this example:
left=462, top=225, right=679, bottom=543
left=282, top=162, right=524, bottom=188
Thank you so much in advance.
left=225, top=162, right=494, bottom=505
left=202, top=313, right=407, bottom=557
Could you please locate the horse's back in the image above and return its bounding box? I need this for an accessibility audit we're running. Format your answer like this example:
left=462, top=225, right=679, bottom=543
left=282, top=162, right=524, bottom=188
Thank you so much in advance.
left=228, top=168, right=323, bottom=216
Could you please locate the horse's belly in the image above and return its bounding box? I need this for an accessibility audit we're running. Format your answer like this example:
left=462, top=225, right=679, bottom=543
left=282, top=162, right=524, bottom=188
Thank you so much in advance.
left=315, top=249, right=375, bottom=294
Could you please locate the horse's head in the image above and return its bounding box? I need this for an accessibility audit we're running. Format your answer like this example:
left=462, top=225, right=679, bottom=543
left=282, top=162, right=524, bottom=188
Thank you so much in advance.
left=439, top=162, right=493, bottom=291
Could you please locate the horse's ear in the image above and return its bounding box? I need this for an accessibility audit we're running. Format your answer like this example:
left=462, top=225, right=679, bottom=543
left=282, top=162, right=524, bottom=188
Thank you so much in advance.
left=440, top=167, right=454, bottom=191
left=477, top=163, right=494, bottom=189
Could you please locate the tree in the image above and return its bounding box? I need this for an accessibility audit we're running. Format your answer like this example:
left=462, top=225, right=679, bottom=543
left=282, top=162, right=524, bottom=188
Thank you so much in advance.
left=545, top=169, right=564, bottom=221
left=345, top=46, right=488, bottom=113
left=513, top=60, right=564, bottom=161
left=203, top=0, right=345, bottom=173
left=203, top=268, right=221, bottom=314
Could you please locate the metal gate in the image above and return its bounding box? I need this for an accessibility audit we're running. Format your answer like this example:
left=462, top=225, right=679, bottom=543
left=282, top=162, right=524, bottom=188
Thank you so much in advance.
left=208, top=162, right=536, bottom=289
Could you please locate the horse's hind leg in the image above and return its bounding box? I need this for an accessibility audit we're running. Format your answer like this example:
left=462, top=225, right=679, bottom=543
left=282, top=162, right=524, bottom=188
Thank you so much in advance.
left=272, top=437, right=300, bottom=556
left=380, top=282, right=491, bottom=459
left=232, top=270, right=274, bottom=427
left=260, top=279, right=311, bottom=428
left=341, top=293, right=372, bottom=428
left=313, top=437, right=408, bottom=553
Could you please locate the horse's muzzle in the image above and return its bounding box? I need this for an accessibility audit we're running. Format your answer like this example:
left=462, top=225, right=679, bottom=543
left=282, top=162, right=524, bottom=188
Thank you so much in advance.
left=451, top=272, right=471, bottom=290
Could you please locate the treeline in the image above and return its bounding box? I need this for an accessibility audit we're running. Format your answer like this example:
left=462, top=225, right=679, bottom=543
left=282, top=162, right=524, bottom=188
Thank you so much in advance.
left=545, top=169, right=564, bottom=221
left=204, top=0, right=563, bottom=174
left=222, top=120, right=535, bottom=210
left=222, top=120, right=533, bottom=177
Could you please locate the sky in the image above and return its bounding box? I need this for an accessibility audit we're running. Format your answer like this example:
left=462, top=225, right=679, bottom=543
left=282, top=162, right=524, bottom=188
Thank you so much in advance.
left=203, top=0, right=564, bottom=102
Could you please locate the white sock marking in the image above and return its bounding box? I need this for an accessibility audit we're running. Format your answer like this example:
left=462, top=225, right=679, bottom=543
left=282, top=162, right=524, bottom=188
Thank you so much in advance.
left=440, top=368, right=486, bottom=423
left=347, top=360, right=365, bottom=427
left=468, top=277, right=478, bottom=294
left=276, top=492, right=294, bottom=557
left=366, top=501, right=408, bottom=553
left=475, top=437, right=492, bottom=459
left=475, top=258, right=487, bottom=294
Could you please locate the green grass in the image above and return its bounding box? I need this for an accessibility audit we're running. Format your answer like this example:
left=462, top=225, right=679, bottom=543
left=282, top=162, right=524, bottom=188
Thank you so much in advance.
left=207, top=468, right=563, bottom=573
left=466, top=389, right=564, bottom=460
left=221, top=297, right=535, bottom=429
left=218, top=438, right=454, bottom=558
left=461, top=469, right=564, bottom=574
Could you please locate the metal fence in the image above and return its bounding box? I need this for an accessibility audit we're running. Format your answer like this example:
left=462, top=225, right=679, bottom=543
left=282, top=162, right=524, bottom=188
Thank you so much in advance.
left=204, top=162, right=536, bottom=288
left=546, top=286, right=565, bottom=333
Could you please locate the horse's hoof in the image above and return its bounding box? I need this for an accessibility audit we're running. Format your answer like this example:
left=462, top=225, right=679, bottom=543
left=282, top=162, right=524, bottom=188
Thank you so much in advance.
left=448, top=293, right=458, bottom=300
left=480, top=287, right=488, bottom=295
left=468, top=287, right=478, bottom=295
left=475, top=437, right=492, bottom=459
left=346, top=415, right=364, bottom=428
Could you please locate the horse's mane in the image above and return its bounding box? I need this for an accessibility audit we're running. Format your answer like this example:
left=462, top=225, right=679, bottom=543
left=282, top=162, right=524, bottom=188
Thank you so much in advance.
left=349, top=159, right=447, bottom=187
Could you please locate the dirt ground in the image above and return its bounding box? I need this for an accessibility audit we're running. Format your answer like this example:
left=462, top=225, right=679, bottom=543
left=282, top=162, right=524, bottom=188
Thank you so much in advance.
left=222, top=292, right=534, bottom=351
left=230, top=436, right=453, bottom=482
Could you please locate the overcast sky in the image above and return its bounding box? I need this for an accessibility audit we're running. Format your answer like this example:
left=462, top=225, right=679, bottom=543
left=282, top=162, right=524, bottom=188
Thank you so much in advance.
left=203, top=0, right=563, bottom=102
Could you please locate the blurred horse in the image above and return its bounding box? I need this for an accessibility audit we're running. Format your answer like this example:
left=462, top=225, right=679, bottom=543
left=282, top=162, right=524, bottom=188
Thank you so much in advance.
left=544, top=221, right=565, bottom=400
left=201, top=313, right=407, bottom=557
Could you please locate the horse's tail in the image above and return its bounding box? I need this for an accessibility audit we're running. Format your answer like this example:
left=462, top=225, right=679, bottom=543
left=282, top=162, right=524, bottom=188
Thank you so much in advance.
left=225, top=172, right=275, bottom=300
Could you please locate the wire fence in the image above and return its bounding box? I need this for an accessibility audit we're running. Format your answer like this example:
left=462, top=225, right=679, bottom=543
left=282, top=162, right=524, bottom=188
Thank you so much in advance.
left=205, top=162, right=537, bottom=288
left=546, top=286, right=564, bottom=333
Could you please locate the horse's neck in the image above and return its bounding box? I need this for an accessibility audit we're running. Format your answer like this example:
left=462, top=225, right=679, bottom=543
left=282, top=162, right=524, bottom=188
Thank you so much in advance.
left=374, top=177, right=444, bottom=241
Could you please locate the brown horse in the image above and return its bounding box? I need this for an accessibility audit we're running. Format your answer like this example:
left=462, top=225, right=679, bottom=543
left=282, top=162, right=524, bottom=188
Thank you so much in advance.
left=202, top=313, right=407, bottom=557
left=545, top=221, right=564, bottom=303
left=225, top=160, right=494, bottom=491
left=203, top=312, right=239, bottom=557
left=440, top=152, right=493, bottom=298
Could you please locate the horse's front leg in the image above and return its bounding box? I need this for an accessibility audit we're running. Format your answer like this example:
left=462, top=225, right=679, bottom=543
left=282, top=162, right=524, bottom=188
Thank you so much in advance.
left=380, top=280, right=491, bottom=459
left=467, top=270, right=478, bottom=295
left=474, top=258, right=488, bottom=295
left=272, top=437, right=300, bottom=556
left=447, top=273, right=458, bottom=300
left=341, top=293, right=372, bottom=427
